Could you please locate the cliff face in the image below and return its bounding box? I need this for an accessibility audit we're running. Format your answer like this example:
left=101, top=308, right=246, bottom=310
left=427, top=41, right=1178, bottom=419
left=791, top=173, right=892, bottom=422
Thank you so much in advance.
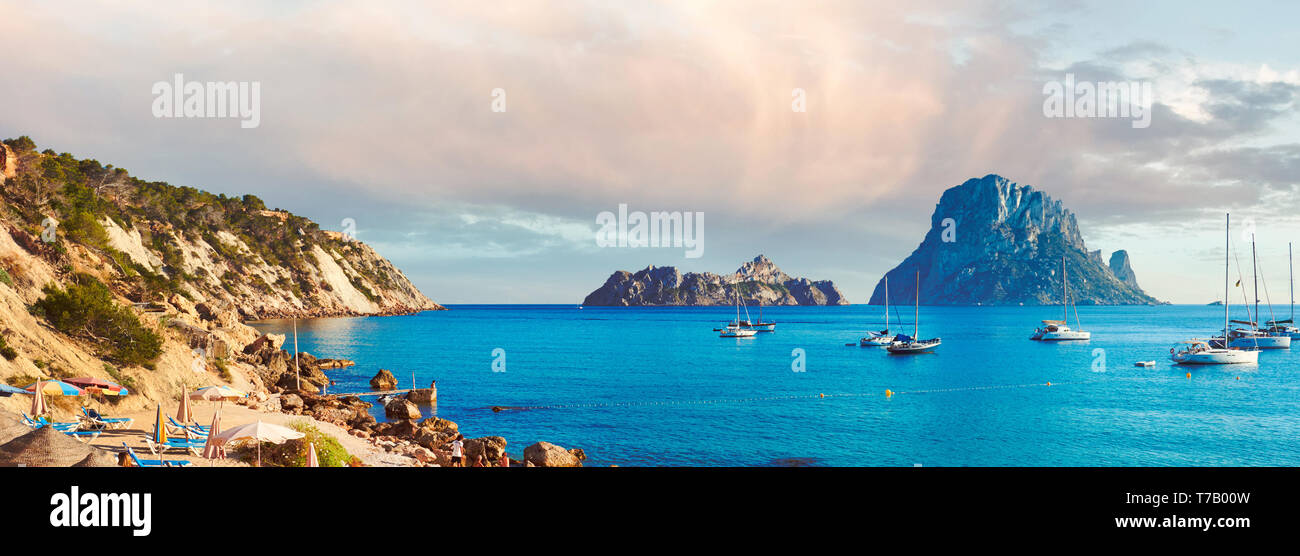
left=870, top=175, right=1158, bottom=305
left=0, top=136, right=442, bottom=416
left=0, top=137, right=442, bottom=320
left=583, top=255, right=848, bottom=306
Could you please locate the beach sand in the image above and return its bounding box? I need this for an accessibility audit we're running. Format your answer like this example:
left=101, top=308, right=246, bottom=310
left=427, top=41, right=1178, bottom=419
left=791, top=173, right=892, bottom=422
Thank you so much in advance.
left=84, top=402, right=416, bottom=467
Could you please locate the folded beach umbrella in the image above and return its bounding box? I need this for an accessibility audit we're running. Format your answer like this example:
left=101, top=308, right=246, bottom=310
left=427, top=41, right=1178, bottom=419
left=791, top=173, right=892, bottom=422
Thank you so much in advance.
left=177, top=390, right=193, bottom=424
left=211, top=420, right=305, bottom=467
left=63, top=377, right=128, bottom=396
left=24, top=380, right=85, bottom=396
left=29, top=381, right=47, bottom=416
left=306, top=442, right=319, bottom=468
left=202, top=409, right=225, bottom=461
left=153, top=404, right=168, bottom=444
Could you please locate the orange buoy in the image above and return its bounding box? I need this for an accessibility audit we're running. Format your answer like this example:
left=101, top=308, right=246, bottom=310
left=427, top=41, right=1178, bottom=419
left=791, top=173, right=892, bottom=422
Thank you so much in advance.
left=885, top=389, right=893, bottom=398
left=819, top=393, right=825, bottom=398
left=1046, top=381, right=1052, bottom=386
left=1186, top=372, right=1191, bottom=379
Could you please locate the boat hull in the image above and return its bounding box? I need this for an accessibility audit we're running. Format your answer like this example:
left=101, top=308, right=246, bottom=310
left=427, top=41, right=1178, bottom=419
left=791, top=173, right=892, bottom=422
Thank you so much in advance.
left=887, top=339, right=941, bottom=354
left=1032, top=330, right=1091, bottom=341
left=1172, top=349, right=1259, bottom=365
left=1226, top=335, right=1291, bottom=349
left=860, top=336, right=891, bottom=347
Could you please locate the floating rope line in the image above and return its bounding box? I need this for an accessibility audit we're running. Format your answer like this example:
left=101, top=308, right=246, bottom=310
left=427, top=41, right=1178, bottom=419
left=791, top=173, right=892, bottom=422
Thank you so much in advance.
left=490, top=374, right=1183, bottom=413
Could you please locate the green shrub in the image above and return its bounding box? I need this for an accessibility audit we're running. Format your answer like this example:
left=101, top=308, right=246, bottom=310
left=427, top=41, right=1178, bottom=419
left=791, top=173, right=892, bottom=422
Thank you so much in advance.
left=30, top=273, right=163, bottom=366
left=247, top=420, right=352, bottom=467
left=102, top=362, right=138, bottom=392
left=0, top=335, right=16, bottom=361
left=4, top=373, right=39, bottom=387
left=0, top=267, right=13, bottom=288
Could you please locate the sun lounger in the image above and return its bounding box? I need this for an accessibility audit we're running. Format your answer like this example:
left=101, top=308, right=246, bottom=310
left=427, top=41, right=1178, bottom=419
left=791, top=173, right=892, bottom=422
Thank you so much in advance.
left=143, top=436, right=207, bottom=456
left=123, top=443, right=191, bottom=468
left=167, top=415, right=210, bottom=433
left=83, top=407, right=133, bottom=429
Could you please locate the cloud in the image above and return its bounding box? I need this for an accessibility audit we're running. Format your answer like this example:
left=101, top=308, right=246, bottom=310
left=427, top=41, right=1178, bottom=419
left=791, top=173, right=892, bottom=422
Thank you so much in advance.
left=1, top=1, right=1298, bottom=303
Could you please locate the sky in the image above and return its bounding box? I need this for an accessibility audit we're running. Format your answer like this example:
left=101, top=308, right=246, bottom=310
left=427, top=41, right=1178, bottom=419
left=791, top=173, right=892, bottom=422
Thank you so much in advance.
left=2, top=0, right=1299, bottom=305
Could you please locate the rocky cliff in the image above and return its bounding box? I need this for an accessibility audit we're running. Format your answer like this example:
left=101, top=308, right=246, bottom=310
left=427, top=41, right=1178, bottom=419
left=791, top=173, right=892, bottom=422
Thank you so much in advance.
left=870, top=175, right=1158, bottom=305
left=583, top=255, right=848, bottom=306
left=0, top=135, right=441, bottom=415
left=0, top=136, right=442, bottom=320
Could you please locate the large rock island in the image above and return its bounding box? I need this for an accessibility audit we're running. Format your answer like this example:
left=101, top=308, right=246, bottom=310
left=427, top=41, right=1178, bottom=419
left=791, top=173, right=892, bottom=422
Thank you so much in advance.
left=871, top=174, right=1159, bottom=306
left=583, top=255, right=848, bottom=306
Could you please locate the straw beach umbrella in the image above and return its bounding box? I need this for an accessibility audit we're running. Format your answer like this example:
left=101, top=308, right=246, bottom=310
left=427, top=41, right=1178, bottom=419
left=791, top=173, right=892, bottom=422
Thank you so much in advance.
left=0, top=427, right=113, bottom=467
left=306, top=442, right=319, bottom=467
left=0, top=412, right=28, bottom=445
left=210, top=420, right=304, bottom=466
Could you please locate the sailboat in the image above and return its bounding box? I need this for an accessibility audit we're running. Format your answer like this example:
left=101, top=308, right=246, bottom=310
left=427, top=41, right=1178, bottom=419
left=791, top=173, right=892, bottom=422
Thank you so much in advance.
left=719, top=290, right=757, bottom=338
left=1030, top=255, right=1091, bottom=341
left=1216, top=233, right=1289, bottom=349
left=1264, top=242, right=1300, bottom=338
left=1171, top=214, right=1260, bottom=365
left=886, top=271, right=941, bottom=354
left=741, top=299, right=776, bottom=332
left=861, top=276, right=892, bottom=346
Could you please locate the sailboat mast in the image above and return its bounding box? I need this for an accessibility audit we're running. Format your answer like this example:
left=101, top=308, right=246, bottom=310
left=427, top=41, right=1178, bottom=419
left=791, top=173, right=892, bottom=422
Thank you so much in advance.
left=884, top=276, right=889, bottom=331
left=1225, top=214, right=1230, bottom=340
left=1290, top=242, right=1294, bottom=321
left=1252, top=233, right=1259, bottom=330
left=1062, top=255, right=1068, bottom=322
left=914, top=270, right=920, bottom=338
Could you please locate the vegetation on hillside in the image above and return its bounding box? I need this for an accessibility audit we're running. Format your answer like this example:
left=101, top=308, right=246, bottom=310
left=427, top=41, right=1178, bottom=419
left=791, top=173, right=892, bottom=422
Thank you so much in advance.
left=29, top=273, right=163, bottom=367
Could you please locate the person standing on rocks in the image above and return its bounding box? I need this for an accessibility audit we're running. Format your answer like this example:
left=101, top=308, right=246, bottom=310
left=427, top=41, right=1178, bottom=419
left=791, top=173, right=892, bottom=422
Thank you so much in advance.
left=449, top=434, right=464, bottom=467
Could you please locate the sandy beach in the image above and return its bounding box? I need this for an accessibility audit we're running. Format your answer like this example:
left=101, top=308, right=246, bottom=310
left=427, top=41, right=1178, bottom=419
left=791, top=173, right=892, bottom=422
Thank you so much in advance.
left=82, top=401, right=416, bottom=467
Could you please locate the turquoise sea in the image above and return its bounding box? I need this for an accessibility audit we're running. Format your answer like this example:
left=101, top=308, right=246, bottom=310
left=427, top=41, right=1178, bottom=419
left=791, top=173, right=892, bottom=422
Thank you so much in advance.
left=250, top=304, right=1300, bottom=467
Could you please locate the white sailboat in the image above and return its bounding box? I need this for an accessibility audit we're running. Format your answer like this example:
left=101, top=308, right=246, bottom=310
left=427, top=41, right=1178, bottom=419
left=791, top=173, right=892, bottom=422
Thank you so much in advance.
left=1217, top=234, right=1290, bottom=349
left=1172, top=214, right=1260, bottom=365
left=1030, top=255, right=1091, bottom=341
left=887, top=271, right=941, bottom=354
left=1264, top=242, right=1300, bottom=338
left=719, top=290, right=757, bottom=338
left=861, top=276, right=892, bottom=346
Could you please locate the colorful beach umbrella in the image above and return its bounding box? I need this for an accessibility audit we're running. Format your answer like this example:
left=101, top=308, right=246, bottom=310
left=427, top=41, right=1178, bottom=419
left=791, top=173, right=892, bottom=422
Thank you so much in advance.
left=211, top=420, right=304, bottom=467
left=24, top=380, right=85, bottom=396
left=0, top=384, right=27, bottom=397
left=63, top=377, right=128, bottom=396
left=153, top=404, right=168, bottom=444
left=29, top=381, right=47, bottom=416
left=306, top=442, right=319, bottom=468
left=202, top=409, right=225, bottom=462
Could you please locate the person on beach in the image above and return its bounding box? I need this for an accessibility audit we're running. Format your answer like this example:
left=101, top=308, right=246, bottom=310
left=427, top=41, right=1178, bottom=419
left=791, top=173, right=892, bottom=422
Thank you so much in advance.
left=473, top=455, right=484, bottom=467
left=499, top=452, right=510, bottom=468
left=449, top=434, right=464, bottom=467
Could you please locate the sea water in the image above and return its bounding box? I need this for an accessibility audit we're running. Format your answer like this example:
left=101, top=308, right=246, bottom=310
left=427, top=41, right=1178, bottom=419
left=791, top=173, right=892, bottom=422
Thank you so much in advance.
left=250, top=304, right=1300, bottom=466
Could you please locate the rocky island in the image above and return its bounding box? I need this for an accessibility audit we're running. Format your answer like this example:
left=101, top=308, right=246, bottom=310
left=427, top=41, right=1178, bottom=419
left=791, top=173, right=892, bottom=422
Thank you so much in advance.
left=871, top=174, right=1159, bottom=306
left=583, top=255, right=848, bottom=306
